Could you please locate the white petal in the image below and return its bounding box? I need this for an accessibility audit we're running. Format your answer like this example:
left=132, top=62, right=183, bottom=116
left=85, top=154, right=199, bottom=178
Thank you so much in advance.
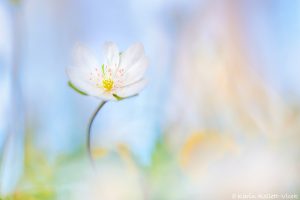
left=122, top=56, right=148, bottom=86
left=114, top=79, right=147, bottom=98
left=119, top=43, right=145, bottom=71
left=98, top=92, right=116, bottom=101
left=72, top=44, right=99, bottom=70
left=67, top=67, right=102, bottom=97
left=104, top=42, right=120, bottom=71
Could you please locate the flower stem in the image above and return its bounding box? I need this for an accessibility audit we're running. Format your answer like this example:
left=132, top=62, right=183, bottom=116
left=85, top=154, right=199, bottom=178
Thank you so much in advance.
left=87, top=101, right=107, bottom=167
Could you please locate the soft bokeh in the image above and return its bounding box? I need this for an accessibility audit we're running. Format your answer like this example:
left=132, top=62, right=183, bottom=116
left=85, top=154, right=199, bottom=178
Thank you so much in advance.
left=0, top=0, right=300, bottom=199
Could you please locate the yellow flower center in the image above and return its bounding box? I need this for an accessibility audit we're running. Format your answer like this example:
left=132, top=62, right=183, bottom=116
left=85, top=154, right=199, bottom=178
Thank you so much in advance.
left=102, top=78, right=114, bottom=91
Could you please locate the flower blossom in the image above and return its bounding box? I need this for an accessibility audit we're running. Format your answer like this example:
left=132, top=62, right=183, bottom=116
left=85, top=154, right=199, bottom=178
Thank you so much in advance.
left=67, top=42, right=148, bottom=100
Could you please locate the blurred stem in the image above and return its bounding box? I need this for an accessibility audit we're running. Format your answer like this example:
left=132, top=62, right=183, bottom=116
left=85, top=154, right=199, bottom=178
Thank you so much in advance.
left=0, top=0, right=24, bottom=176
left=87, top=101, right=107, bottom=168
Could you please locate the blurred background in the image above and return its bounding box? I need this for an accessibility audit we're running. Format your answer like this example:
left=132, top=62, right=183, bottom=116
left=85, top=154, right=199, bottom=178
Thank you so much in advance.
left=0, top=0, right=300, bottom=199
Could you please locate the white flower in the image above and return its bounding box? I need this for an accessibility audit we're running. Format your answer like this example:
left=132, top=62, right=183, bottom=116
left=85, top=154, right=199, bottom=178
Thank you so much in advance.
left=67, top=42, right=148, bottom=100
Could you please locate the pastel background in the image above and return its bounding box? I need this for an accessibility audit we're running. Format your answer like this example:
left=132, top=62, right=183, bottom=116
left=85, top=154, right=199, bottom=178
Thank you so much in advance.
left=0, top=0, right=299, bottom=199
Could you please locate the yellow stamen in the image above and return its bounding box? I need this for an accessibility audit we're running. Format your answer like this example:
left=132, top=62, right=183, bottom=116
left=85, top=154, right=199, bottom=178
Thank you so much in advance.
left=102, top=78, right=114, bottom=91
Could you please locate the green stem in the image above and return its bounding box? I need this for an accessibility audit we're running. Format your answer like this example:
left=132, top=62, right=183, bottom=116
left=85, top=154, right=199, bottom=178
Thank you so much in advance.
left=87, top=101, right=107, bottom=167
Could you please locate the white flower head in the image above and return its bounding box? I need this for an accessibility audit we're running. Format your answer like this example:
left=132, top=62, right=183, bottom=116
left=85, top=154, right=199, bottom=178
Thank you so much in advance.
left=67, top=42, right=148, bottom=100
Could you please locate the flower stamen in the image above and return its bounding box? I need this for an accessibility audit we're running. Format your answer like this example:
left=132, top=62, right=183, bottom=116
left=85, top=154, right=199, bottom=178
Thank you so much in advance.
left=102, top=78, right=114, bottom=91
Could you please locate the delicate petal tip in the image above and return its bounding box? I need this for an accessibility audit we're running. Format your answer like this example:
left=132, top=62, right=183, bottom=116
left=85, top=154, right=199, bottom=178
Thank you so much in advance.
left=119, top=42, right=146, bottom=70
left=72, top=43, right=89, bottom=59
left=66, top=67, right=101, bottom=97
left=66, top=67, right=76, bottom=82
left=121, top=56, right=149, bottom=86
left=128, top=42, right=144, bottom=51
left=103, top=41, right=120, bottom=69
left=72, top=43, right=99, bottom=70
left=126, top=42, right=145, bottom=57
left=103, top=41, right=118, bottom=49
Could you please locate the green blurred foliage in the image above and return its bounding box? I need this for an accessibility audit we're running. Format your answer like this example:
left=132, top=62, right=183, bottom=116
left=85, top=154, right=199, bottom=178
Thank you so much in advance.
left=145, top=137, right=184, bottom=200
left=0, top=132, right=86, bottom=200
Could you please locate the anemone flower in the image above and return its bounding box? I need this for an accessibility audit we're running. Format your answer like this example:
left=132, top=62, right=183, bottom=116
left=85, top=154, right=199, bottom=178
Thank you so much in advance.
left=67, top=42, right=148, bottom=100
left=67, top=42, right=149, bottom=167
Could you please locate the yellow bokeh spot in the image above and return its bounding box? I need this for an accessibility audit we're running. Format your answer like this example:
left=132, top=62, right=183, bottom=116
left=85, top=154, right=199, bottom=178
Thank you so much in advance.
left=92, top=147, right=108, bottom=159
left=180, top=131, right=239, bottom=168
left=102, top=78, right=114, bottom=91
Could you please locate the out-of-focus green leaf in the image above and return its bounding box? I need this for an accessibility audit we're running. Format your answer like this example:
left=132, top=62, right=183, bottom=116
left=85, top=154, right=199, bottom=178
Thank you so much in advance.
left=145, top=136, right=183, bottom=200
